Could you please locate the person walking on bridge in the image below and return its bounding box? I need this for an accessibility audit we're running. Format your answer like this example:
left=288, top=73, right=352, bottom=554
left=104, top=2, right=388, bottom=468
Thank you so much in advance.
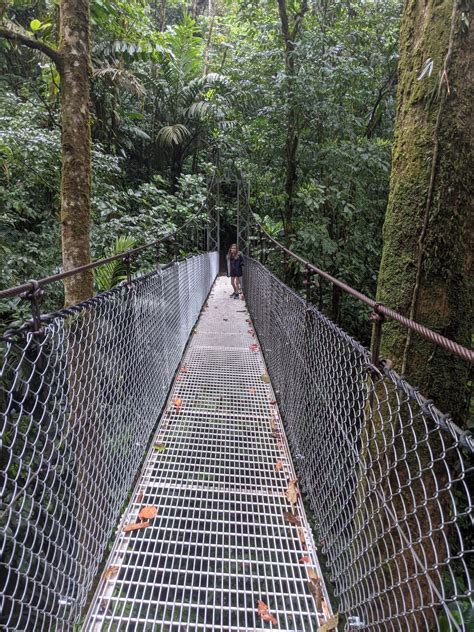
left=227, top=243, right=244, bottom=299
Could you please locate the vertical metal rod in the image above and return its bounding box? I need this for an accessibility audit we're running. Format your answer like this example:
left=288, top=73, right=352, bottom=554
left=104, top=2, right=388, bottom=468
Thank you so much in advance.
left=125, top=255, right=132, bottom=284
left=259, top=230, right=264, bottom=263
left=21, top=280, right=44, bottom=334
left=370, top=304, right=384, bottom=368
left=155, top=242, right=161, bottom=268
left=304, top=265, right=314, bottom=303
left=236, top=180, right=240, bottom=245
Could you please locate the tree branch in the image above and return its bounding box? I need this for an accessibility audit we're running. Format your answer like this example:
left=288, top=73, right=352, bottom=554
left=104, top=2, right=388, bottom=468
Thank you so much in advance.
left=0, top=26, right=62, bottom=67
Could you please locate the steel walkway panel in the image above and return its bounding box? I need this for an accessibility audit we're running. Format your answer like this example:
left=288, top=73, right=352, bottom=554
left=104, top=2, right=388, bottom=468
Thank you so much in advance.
left=85, top=277, right=331, bottom=631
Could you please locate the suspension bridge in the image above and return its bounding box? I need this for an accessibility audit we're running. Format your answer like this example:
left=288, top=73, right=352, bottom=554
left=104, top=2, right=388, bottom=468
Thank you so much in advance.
left=1, top=218, right=473, bottom=632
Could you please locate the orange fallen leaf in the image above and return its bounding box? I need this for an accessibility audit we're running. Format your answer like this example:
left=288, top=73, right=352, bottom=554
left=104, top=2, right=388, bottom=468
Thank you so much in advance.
left=138, top=506, right=157, bottom=521
left=102, top=565, right=119, bottom=581
left=275, top=460, right=283, bottom=473
left=257, top=600, right=277, bottom=625
left=270, top=418, right=277, bottom=432
left=173, top=397, right=182, bottom=410
left=180, top=365, right=188, bottom=373
left=307, top=567, right=318, bottom=581
left=285, top=479, right=298, bottom=505
left=123, top=521, right=150, bottom=533
left=176, top=375, right=182, bottom=381
left=299, top=555, right=310, bottom=564
left=283, top=511, right=301, bottom=526
left=249, top=343, right=258, bottom=351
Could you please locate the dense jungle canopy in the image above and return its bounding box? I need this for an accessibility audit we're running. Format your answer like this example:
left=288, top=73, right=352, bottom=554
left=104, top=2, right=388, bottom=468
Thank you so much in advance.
left=0, top=0, right=472, bottom=422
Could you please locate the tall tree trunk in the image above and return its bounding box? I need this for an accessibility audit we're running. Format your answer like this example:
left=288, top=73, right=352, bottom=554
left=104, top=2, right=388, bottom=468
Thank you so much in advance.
left=0, top=2, right=93, bottom=306
left=374, top=2, right=473, bottom=628
left=58, top=0, right=93, bottom=306
left=277, top=0, right=308, bottom=242
left=376, top=0, right=473, bottom=424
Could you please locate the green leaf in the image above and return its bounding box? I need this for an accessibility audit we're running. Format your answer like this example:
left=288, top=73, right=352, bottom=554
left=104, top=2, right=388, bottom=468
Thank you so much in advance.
left=30, top=19, right=42, bottom=32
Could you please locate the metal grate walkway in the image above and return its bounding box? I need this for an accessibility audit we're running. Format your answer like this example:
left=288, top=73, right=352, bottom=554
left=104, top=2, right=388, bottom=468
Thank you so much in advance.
left=85, top=276, right=332, bottom=631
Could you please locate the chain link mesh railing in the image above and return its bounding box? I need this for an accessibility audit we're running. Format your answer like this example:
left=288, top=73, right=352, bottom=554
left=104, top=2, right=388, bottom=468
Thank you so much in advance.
left=1, top=252, right=218, bottom=631
left=243, top=256, right=473, bottom=632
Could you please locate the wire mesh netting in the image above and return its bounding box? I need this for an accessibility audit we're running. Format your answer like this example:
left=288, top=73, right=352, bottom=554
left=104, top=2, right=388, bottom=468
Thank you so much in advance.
left=85, top=277, right=333, bottom=632
left=1, top=252, right=218, bottom=631
left=243, top=256, right=474, bottom=632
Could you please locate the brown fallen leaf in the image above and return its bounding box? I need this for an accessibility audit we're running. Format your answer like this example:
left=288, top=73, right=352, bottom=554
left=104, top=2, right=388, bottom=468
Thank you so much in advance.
left=269, top=418, right=277, bottom=432
left=318, top=613, right=339, bottom=631
left=257, top=600, right=277, bottom=625
left=269, top=400, right=276, bottom=405
left=249, top=387, right=256, bottom=394
left=154, top=443, right=166, bottom=453
left=137, top=491, right=143, bottom=503
left=261, top=373, right=270, bottom=383
left=307, top=567, right=318, bottom=581
left=123, top=521, right=150, bottom=533
left=173, top=397, right=182, bottom=411
left=322, top=600, right=330, bottom=618
left=285, top=479, right=298, bottom=505
left=297, top=527, right=306, bottom=546
left=138, top=506, right=157, bottom=521
left=249, top=343, right=258, bottom=351
left=308, top=576, right=323, bottom=611
left=102, top=565, right=119, bottom=581
left=299, top=555, right=310, bottom=564
left=283, top=511, right=301, bottom=526
left=275, top=460, right=283, bottom=473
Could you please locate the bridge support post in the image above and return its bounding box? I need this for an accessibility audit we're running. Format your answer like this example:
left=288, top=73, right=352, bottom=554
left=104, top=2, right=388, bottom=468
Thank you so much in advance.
left=236, top=180, right=251, bottom=256
left=369, top=303, right=384, bottom=369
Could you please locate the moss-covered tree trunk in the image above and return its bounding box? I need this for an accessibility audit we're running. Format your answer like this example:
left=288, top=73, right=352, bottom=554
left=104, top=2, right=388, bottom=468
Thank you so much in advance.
left=58, top=0, right=93, bottom=306
left=373, top=3, right=472, bottom=629
left=376, top=0, right=473, bottom=424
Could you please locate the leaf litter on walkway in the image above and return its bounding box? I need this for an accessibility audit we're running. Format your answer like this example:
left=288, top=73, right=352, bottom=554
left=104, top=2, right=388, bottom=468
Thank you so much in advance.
left=257, top=600, right=277, bottom=625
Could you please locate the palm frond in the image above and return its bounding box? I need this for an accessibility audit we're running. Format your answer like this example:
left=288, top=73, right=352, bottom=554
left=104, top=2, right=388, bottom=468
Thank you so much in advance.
left=94, top=235, right=137, bottom=292
left=156, top=124, right=191, bottom=147
left=93, top=65, right=146, bottom=96
left=186, top=101, right=213, bottom=119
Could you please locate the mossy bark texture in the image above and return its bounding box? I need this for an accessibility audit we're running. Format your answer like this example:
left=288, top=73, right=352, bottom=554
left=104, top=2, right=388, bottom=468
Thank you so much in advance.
left=376, top=0, right=473, bottom=424
left=58, top=0, right=93, bottom=306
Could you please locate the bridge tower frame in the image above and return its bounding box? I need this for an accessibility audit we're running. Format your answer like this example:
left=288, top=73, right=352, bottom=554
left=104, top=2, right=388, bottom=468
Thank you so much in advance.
left=236, top=180, right=251, bottom=256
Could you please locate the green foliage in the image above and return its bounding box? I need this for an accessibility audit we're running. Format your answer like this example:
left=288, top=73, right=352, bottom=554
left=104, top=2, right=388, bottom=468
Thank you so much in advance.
left=1, top=0, right=401, bottom=345
left=94, top=235, right=137, bottom=291
left=437, top=601, right=474, bottom=631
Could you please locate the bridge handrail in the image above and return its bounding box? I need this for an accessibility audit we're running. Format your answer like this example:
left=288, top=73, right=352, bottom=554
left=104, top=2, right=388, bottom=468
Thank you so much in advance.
left=252, top=216, right=473, bottom=364
left=0, top=214, right=205, bottom=300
